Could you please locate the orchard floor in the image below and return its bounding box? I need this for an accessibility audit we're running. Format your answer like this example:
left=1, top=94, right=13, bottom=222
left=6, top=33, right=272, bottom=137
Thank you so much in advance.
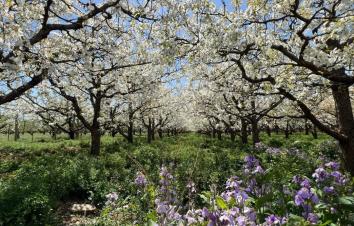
left=0, top=132, right=335, bottom=225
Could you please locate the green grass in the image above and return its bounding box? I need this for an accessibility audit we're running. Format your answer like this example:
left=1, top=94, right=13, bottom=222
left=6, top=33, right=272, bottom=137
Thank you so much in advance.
left=0, top=132, right=335, bottom=225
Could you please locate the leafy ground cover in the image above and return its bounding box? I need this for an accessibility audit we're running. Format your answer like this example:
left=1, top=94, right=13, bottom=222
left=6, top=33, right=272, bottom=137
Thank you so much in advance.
left=0, top=133, right=353, bottom=226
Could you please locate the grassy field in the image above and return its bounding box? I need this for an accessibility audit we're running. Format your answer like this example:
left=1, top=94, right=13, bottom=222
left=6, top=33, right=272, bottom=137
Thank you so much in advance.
left=0, top=132, right=349, bottom=225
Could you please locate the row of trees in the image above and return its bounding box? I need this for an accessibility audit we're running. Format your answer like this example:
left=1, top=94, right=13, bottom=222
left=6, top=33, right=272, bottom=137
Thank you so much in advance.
left=1, top=1, right=353, bottom=174
left=0, top=0, right=191, bottom=154
left=175, top=0, right=353, bottom=173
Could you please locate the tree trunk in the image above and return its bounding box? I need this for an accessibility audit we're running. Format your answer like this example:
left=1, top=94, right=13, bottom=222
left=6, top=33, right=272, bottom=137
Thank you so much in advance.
left=158, top=129, right=163, bottom=139
left=251, top=119, right=260, bottom=144
left=274, top=124, right=279, bottom=134
left=217, top=130, right=222, bottom=140
left=332, top=84, right=354, bottom=174
left=312, top=125, right=318, bottom=139
left=230, top=130, right=236, bottom=142
left=151, top=128, right=155, bottom=140
left=127, top=121, right=134, bottom=143
left=147, top=127, right=152, bottom=143
left=285, top=121, right=289, bottom=139
left=90, top=129, right=101, bottom=156
left=266, top=125, right=271, bottom=136
left=111, top=130, right=117, bottom=137
left=241, top=119, right=248, bottom=144
left=69, top=131, right=75, bottom=140
left=14, top=114, right=20, bottom=141
left=212, top=128, right=216, bottom=138
left=22, top=116, right=26, bottom=135
left=305, top=120, right=310, bottom=135
left=147, top=118, right=152, bottom=143
left=7, top=124, right=10, bottom=141
left=51, top=130, right=57, bottom=140
left=289, top=124, right=294, bottom=134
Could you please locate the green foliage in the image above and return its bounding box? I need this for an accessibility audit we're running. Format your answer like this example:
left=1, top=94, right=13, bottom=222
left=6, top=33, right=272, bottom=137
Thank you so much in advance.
left=0, top=132, right=346, bottom=225
left=267, top=137, right=283, bottom=147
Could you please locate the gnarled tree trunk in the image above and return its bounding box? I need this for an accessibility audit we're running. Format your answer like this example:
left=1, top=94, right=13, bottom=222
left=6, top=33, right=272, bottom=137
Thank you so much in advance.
left=332, top=84, right=354, bottom=175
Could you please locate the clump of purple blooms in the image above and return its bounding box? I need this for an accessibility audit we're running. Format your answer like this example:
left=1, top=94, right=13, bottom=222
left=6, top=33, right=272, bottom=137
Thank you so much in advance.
left=265, top=214, right=287, bottom=225
left=134, top=171, right=148, bottom=187
left=293, top=177, right=320, bottom=224
left=243, top=155, right=265, bottom=176
left=312, top=161, right=347, bottom=186
left=155, top=166, right=182, bottom=224
left=104, top=153, right=352, bottom=225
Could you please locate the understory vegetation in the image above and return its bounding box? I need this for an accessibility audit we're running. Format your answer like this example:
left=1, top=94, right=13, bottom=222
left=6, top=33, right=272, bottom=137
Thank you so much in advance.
left=0, top=133, right=353, bottom=225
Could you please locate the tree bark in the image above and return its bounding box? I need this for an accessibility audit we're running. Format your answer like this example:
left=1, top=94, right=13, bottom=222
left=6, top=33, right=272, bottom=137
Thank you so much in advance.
left=127, top=121, right=134, bottom=143
left=305, top=120, right=310, bottom=135
left=14, top=114, right=20, bottom=141
left=266, top=125, right=271, bottom=136
left=230, top=130, right=236, bottom=142
left=151, top=128, right=155, bottom=140
left=111, top=131, right=117, bottom=137
left=251, top=118, right=260, bottom=144
left=332, top=84, right=354, bottom=174
left=90, top=129, right=101, bottom=156
left=312, top=125, right=318, bottom=139
left=212, top=128, right=216, bottom=138
left=147, top=118, right=152, bottom=143
left=7, top=125, right=10, bottom=141
left=69, top=131, right=76, bottom=140
left=274, top=124, right=279, bottom=134
left=217, top=130, right=222, bottom=140
left=285, top=121, right=289, bottom=139
left=241, top=119, right=248, bottom=144
left=158, top=129, right=163, bottom=139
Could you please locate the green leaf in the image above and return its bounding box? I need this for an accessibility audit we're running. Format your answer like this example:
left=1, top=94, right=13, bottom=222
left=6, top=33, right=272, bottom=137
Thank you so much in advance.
left=199, top=192, right=211, bottom=204
left=147, top=210, right=158, bottom=222
left=215, top=196, right=228, bottom=210
left=338, top=196, right=354, bottom=205
left=148, top=219, right=158, bottom=226
left=319, top=220, right=332, bottom=226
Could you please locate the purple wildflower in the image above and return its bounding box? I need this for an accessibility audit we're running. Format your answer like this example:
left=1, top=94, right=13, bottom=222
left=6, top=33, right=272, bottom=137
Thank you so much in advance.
left=105, top=192, right=118, bottom=205
left=134, top=171, right=147, bottom=187
left=307, top=213, right=319, bottom=224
